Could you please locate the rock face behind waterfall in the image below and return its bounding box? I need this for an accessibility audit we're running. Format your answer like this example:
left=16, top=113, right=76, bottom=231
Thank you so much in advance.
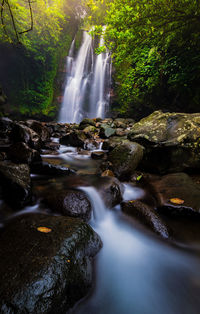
left=0, top=214, right=102, bottom=314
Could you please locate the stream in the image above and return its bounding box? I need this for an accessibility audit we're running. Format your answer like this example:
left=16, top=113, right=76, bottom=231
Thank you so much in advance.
left=40, top=142, right=200, bottom=314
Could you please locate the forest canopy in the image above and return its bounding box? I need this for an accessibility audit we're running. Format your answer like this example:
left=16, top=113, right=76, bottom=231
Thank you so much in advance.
left=0, top=0, right=200, bottom=119
left=86, top=0, right=200, bottom=118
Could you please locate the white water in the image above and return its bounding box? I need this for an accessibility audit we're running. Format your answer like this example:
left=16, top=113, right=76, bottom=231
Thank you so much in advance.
left=59, top=30, right=111, bottom=123
left=72, top=185, right=200, bottom=314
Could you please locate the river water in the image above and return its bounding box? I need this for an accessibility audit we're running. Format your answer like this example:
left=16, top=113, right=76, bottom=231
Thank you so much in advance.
left=40, top=142, right=200, bottom=314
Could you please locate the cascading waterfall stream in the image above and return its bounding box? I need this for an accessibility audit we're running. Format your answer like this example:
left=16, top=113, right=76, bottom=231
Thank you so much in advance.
left=59, top=29, right=111, bottom=123
left=72, top=184, right=200, bottom=314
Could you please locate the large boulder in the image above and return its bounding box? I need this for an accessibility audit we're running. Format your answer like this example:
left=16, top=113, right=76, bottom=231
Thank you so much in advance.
left=60, top=130, right=87, bottom=148
left=128, top=111, right=200, bottom=173
left=143, top=172, right=200, bottom=216
left=107, top=140, right=144, bottom=180
left=25, top=120, right=51, bottom=143
left=44, top=189, right=92, bottom=221
left=121, top=200, right=170, bottom=239
left=0, top=161, right=31, bottom=208
left=10, top=123, right=41, bottom=150
left=8, top=142, right=41, bottom=165
left=0, top=214, right=102, bottom=313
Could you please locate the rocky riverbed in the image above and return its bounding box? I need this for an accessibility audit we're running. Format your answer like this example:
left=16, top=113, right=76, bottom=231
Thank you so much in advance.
left=1, top=111, right=200, bottom=312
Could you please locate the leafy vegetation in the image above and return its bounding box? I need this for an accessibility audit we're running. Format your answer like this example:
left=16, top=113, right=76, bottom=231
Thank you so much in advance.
left=86, top=0, right=200, bottom=119
left=0, top=0, right=82, bottom=117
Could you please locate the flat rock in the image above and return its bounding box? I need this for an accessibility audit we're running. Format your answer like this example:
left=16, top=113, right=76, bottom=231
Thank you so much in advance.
left=0, top=214, right=102, bottom=313
left=144, top=172, right=200, bottom=216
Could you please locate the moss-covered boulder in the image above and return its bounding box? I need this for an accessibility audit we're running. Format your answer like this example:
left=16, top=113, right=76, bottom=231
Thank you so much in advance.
left=0, top=214, right=102, bottom=313
left=128, top=111, right=200, bottom=173
left=108, top=141, right=144, bottom=180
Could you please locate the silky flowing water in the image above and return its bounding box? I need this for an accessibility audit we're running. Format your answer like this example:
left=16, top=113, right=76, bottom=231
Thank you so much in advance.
left=38, top=142, right=200, bottom=314
left=59, top=29, right=111, bottom=123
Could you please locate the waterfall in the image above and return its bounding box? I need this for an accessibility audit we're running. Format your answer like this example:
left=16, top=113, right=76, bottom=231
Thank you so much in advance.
left=59, top=30, right=111, bottom=124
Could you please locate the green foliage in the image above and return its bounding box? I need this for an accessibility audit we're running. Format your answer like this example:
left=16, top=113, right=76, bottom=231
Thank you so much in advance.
left=96, top=0, right=200, bottom=117
left=0, top=0, right=81, bottom=117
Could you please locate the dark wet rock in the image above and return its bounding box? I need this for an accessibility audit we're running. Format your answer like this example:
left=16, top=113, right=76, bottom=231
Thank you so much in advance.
left=113, top=119, right=127, bottom=129
left=108, top=141, right=144, bottom=180
left=8, top=142, right=41, bottom=165
left=0, top=152, right=7, bottom=161
left=97, top=176, right=123, bottom=208
left=100, top=124, right=116, bottom=138
left=79, top=118, right=96, bottom=129
left=10, top=123, right=41, bottom=150
left=91, top=151, right=106, bottom=160
left=121, top=200, right=170, bottom=239
left=31, top=161, right=75, bottom=177
left=43, top=141, right=60, bottom=151
left=128, top=111, right=200, bottom=173
left=0, top=117, right=13, bottom=134
left=60, top=130, right=87, bottom=148
left=44, top=189, right=92, bottom=221
left=0, top=214, right=102, bottom=313
left=26, top=120, right=51, bottom=143
left=0, top=161, right=31, bottom=208
left=144, top=172, right=200, bottom=216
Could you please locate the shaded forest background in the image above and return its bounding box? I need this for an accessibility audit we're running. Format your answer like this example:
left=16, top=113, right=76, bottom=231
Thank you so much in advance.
left=0, top=0, right=200, bottom=120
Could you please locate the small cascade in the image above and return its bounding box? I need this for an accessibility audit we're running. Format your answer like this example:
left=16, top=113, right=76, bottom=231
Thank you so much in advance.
left=59, top=29, right=111, bottom=124
left=79, top=186, right=106, bottom=223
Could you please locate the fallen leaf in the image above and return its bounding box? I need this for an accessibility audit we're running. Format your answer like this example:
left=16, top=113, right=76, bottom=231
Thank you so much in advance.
left=37, top=227, right=52, bottom=233
left=136, top=175, right=143, bottom=181
left=169, top=198, right=184, bottom=205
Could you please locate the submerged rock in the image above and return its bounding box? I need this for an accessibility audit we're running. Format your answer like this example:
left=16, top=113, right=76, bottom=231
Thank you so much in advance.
left=128, top=110, right=200, bottom=173
left=0, top=214, right=102, bottom=313
left=108, top=141, right=144, bottom=180
left=0, top=161, right=31, bottom=208
left=44, top=189, right=92, bottom=221
left=121, top=200, right=170, bottom=238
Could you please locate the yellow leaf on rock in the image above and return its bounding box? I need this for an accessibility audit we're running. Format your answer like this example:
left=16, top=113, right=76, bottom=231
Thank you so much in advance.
left=169, top=198, right=184, bottom=205
left=37, top=227, right=52, bottom=233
